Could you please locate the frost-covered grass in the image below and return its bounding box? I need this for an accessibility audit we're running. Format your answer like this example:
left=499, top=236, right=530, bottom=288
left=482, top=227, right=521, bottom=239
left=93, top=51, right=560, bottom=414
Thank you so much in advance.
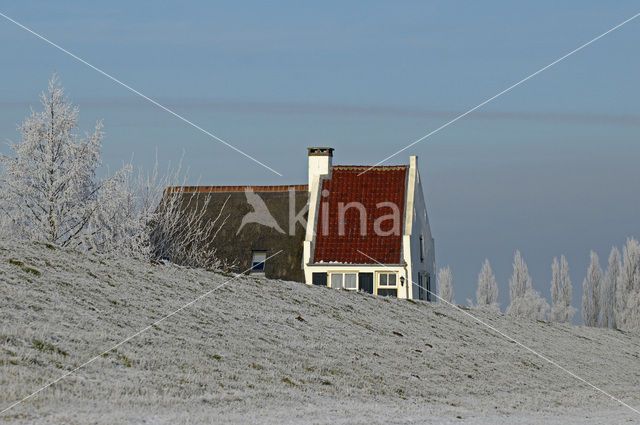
left=1, top=239, right=639, bottom=424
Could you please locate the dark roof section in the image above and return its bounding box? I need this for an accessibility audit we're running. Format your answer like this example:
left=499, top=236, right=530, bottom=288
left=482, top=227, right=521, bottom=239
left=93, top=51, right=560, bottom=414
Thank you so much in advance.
left=168, top=185, right=308, bottom=282
left=312, top=165, right=408, bottom=264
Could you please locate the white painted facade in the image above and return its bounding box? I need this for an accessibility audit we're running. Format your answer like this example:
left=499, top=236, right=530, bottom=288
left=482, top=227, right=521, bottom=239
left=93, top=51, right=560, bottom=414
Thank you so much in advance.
left=402, top=156, right=436, bottom=300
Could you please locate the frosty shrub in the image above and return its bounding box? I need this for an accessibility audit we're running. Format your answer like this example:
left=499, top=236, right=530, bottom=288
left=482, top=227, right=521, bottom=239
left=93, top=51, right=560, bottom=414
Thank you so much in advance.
left=149, top=174, right=229, bottom=269
left=509, top=288, right=550, bottom=321
left=550, top=256, right=575, bottom=323
left=0, top=75, right=228, bottom=269
left=87, top=158, right=230, bottom=269
left=474, top=259, right=499, bottom=311
left=506, top=250, right=549, bottom=320
left=437, top=266, right=454, bottom=304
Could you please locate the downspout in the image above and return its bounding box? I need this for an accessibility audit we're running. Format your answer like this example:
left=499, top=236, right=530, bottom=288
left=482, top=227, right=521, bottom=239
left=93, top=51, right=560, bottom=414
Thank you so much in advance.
left=403, top=263, right=410, bottom=300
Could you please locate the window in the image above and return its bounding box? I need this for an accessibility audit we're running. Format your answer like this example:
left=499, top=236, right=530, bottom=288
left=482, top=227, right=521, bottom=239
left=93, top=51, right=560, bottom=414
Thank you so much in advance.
left=344, top=273, right=357, bottom=290
left=251, top=251, right=267, bottom=272
left=312, top=272, right=327, bottom=286
left=329, top=272, right=358, bottom=290
left=330, top=273, right=343, bottom=289
left=419, top=235, right=424, bottom=262
left=377, top=272, right=398, bottom=297
left=378, top=272, right=397, bottom=287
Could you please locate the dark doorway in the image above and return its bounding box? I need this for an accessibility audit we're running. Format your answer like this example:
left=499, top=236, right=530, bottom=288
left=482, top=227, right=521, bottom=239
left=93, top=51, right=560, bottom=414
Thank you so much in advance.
left=359, top=273, right=374, bottom=294
left=312, top=272, right=327, bottom=286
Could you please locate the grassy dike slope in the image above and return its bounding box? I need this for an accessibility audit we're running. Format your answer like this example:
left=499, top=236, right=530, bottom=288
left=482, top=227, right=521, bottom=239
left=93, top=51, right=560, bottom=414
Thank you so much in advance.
left=1, top=239, right=639, bottom=424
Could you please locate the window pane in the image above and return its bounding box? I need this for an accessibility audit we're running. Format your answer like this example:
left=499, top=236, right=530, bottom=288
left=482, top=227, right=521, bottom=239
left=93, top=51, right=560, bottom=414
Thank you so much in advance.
left=378, top=288, right=397, bottom=297
left=344, top=273, right=357, bottom=289
left=331, top=273, right=343, bottom=289
left=380, top=273, right=387, bottom=286
left=388, top=274, right=396, bottom=286
left=251, top=251, right=266, bottom=271
left=312, top=272, right=327, bottom=286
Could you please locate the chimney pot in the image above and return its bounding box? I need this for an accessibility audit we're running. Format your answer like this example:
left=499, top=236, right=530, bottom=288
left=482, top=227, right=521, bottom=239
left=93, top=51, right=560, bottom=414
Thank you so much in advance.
left=307, top=147, right=334, bottom=157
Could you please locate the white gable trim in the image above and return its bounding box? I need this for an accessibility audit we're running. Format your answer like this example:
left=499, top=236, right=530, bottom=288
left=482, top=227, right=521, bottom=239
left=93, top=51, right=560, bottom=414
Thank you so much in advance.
left=403, top=156, right=417, bottom=299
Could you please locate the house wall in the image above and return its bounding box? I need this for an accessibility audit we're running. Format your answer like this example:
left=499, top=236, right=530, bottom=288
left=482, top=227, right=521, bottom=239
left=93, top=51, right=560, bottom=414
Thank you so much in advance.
left=305, top=264, right=408, bottom=297
left=403, top=156, right=436, bottom=300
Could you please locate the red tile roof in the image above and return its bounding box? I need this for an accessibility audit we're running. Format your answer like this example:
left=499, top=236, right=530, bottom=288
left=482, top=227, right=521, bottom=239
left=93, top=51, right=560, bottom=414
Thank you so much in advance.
left=312, top=165, right=408, bottom=264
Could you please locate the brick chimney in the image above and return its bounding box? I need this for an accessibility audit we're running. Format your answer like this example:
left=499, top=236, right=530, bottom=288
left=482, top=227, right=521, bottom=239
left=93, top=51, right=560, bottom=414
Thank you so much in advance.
left=307, top=147, right=333, bottom=190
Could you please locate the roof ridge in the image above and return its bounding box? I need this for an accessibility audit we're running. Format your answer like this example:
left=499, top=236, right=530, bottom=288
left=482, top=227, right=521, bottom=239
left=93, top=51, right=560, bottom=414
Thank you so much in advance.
left=332, top=165, right=408, bottom=170
left=166, top=184, right=308, bottom=193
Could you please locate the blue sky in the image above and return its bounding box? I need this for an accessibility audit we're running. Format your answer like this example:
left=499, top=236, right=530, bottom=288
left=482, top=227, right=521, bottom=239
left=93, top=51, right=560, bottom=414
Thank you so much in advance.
left=1, top=1, right=639, bottom=318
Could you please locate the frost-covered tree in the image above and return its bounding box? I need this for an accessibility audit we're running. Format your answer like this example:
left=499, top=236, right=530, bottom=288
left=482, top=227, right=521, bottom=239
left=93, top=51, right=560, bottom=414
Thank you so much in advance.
left=616, top=238, right=640, bottom=330
left=0, top=75, right=103, bottom=246
left=507, top=250, right=549, bottom=320
left=476, top=259, right=499, bottom=311
left=582, top=251, right=602, bottom=327
left=601, top=246, right=621, bottom=329
left=582, top=277, right=594, bottom=327
left=87, top=158, right=230, bottom=269
left=508, top=250, right=531, bottom=303
left=438, top=266, right=454, bottom=304
left=550, top=257, right=561, bottom=321
left=0, top=76, right=227, bottom=269
left=560, top=256, right=576, bottom=323
left=550, top=256, right=575, bottom=323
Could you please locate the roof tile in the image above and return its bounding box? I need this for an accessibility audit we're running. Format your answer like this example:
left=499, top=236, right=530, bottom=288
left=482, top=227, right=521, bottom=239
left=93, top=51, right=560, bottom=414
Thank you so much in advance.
left=313, top=166, right=407, bottom=264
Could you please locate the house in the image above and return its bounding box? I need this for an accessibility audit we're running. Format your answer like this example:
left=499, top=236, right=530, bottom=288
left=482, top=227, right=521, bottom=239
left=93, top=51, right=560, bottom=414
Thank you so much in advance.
left=303, top=148, right=435, bottom=300
left=166, top=147, right=435, bottom=300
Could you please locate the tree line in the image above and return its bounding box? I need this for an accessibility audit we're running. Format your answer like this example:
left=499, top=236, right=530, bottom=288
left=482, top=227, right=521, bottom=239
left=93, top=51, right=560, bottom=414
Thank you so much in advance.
left=437, top=239, right=640, bottom=331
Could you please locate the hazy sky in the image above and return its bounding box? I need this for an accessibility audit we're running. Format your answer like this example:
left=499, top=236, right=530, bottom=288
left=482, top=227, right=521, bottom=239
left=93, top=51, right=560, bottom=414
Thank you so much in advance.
left=1, top=1, right=639, bottom=319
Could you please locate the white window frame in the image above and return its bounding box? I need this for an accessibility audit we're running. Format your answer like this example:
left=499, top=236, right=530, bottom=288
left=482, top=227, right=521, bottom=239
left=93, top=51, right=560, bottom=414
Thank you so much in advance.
left=328, top=271, right=358, bottom=290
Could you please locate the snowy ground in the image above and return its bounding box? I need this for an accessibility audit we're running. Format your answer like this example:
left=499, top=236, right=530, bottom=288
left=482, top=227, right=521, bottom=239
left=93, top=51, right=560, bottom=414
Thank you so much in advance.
left=1, top=239, right=640, bottom=424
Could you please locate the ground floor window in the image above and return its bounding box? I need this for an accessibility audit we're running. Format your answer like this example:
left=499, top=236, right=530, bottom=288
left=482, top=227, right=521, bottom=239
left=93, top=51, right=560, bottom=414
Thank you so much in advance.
left=330, top=272, right=358, bottom=290
left=312, top=272, right=327, bottom=286
left=376, top=272, right=398, bottom=297
left=251, top=251, right=267, bottom=272
left=378, top=272, right=397, bottom=287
